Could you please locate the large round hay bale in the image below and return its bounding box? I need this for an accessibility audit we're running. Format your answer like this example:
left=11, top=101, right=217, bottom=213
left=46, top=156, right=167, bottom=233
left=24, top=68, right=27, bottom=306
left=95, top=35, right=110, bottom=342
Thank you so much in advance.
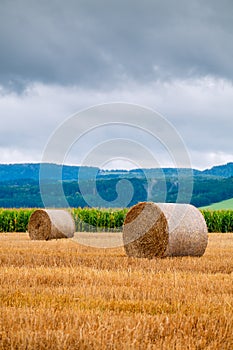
left=123, top=202, right=208, bottom=258
left=28, top=209, right=75, bottom=240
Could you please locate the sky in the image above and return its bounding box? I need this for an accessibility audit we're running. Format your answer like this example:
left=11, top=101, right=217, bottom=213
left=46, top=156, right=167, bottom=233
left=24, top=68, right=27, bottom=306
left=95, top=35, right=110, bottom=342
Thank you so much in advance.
left=0, top=0, right=232, bottom=170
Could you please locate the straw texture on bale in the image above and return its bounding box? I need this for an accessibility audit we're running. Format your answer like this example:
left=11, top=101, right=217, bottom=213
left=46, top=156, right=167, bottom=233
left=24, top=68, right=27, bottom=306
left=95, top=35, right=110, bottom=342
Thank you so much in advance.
left=123, top=202, right=208, bottom=258
left=28, top=209, right=75, bottom=240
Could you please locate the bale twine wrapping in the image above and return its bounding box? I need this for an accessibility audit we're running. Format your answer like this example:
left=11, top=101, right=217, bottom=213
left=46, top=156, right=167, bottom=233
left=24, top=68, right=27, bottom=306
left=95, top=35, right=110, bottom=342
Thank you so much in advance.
left=28, top=209, right=75, bottom=240
left=123, top=202, right=208, bottom=258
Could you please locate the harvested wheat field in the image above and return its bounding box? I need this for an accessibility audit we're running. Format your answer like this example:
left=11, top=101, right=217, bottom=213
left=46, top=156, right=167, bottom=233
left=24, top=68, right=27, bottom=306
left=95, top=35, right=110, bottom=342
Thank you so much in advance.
left=0, top=232, right=233, bottom=350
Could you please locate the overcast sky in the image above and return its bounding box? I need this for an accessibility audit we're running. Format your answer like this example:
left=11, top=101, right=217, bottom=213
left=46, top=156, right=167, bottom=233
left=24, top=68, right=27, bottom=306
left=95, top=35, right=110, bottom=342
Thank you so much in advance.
left=0, top=0, right=232, bottom=170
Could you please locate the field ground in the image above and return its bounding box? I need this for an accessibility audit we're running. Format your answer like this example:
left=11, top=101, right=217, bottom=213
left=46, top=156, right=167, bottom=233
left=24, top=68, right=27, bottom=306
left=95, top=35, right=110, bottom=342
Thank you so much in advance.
left=0, top=232, right=233, bottom=350
left=200, top=197, right=233, bottom=210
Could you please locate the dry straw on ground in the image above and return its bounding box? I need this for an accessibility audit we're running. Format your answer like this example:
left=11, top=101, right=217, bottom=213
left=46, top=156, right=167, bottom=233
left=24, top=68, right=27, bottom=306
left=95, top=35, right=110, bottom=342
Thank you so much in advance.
left=123, top=202, right=208, bottom=258
left=28, top=209, right=75, bottom=240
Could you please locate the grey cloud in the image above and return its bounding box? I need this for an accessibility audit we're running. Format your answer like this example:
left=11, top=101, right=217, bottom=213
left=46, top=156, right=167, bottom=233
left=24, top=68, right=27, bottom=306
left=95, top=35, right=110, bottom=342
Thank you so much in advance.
left=0, top=79, right=232, bottom=168
left=0, top=0, right=233, bottom=91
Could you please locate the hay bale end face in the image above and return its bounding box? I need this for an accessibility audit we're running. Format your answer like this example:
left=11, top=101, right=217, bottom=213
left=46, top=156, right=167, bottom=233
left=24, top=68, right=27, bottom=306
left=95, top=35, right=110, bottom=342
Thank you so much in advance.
left=123, top=202, right=208, bottom=258
left=28, top=209, right=75, bottom=240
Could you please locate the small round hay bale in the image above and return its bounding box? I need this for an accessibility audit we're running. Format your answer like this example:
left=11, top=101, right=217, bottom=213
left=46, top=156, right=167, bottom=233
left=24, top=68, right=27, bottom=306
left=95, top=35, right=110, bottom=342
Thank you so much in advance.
left=123, top=202, right=208, bottom=258
left=28, top=209, right=75, bottom=240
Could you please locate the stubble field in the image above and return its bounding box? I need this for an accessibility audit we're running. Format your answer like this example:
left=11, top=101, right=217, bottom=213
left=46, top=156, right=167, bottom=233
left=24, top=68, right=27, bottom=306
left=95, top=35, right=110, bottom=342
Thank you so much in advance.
left=0, top=232, right=232, bottom=349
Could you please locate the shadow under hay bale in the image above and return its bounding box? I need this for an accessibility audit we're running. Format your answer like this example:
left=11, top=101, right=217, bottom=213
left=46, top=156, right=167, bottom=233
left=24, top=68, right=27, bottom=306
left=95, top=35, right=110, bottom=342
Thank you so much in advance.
left=123, top=202, right=208, bottom=258
left=28, top=209, right=75, bottom=240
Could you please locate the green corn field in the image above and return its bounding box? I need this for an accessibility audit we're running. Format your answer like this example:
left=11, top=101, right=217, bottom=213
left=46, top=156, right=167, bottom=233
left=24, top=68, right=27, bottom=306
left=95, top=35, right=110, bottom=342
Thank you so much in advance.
left=0, top=208, right=129, bottom=233
left=71, top=207, right=128, bottom=232
left=0, top=209, right=34, bottom=232
left=0, top=208, right=232, bottom=233
left=200, top=209, right=233, bottom=233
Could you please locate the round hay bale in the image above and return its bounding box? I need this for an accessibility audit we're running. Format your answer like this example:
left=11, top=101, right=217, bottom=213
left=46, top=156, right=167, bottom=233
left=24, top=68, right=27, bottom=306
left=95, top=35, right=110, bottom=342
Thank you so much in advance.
left=123, top=202, right=208, bottom=258
left=28, top=209, right=75, bottom=240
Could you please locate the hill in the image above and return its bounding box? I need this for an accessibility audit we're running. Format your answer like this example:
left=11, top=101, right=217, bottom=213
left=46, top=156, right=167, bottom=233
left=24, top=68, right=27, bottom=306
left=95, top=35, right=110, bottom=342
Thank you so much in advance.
left=200, top=198, right=233, bottom=210
left=202, top=162, right=233, bottom=177
left=0, top=163, right=100, bottom=181
left=0, top=162, right=233, bottom=182
left=0, top=162, right=232, bottom=208
left=0, top=174, right=232, bottom=209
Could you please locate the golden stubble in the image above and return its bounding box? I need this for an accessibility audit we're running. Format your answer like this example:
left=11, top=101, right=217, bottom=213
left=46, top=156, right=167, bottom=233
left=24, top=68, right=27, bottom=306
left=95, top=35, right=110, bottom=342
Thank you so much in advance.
left=0, top=232, right=232, bottom=350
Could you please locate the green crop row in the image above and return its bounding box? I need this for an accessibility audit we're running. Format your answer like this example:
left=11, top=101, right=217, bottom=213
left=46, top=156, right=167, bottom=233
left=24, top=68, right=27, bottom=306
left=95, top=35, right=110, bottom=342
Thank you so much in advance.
left=0, top=209, right=34, bottom=232
left=72, top=208, right=128, bottom=232
left=0, top=208, right=232, bottom=233
left=200, top=209, right=233, bottom=233
left=0, top=208, right=129, bottom=233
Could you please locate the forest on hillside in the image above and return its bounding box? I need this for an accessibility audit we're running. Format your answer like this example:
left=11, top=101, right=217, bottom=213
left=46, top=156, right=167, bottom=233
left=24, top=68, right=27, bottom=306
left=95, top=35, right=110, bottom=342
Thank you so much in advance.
left=0, top=175, right=232, bottom=208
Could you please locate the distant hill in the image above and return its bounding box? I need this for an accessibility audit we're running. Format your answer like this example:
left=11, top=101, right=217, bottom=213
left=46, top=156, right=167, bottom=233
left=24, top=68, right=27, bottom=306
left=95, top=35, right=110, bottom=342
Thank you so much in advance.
left=0, top=163, right=99, bottom=182
left=200, top=198, right=233, bottom=210
left=0, top=162, right=232, bottom=182
left=202, top=162, right=233, bottom=177
left=0, top=162, right=232, bottom=208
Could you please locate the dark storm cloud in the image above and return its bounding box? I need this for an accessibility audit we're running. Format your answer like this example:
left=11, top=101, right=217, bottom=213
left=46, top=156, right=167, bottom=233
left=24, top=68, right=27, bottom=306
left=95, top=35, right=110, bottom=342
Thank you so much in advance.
left=0, top=0, right=232, bottom=169
left=0, top=0, right=233, bottom=90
